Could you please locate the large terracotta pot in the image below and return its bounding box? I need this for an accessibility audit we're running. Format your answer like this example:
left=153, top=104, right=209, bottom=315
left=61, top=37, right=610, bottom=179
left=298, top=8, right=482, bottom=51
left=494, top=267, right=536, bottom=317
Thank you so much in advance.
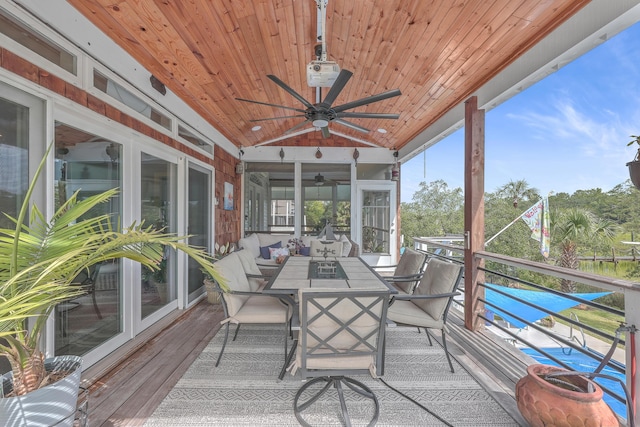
left=515, top=364, right=619, bottom=427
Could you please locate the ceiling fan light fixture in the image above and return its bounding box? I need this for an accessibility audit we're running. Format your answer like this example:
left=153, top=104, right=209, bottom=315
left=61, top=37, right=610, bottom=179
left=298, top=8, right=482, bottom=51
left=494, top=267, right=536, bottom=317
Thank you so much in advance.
left=312, top=118, right=329, bottom=128
left=315, top=173, right=325, bottom=186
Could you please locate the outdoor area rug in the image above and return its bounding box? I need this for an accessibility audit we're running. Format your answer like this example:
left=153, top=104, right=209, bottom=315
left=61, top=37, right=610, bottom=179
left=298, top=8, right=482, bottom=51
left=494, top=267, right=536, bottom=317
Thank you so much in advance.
left=144, top=324, right=520, bottom=426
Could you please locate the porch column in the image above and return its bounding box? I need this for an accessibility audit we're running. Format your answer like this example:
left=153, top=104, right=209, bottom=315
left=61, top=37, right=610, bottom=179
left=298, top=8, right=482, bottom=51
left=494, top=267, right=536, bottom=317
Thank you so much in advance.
left=625, top=292, right=640, bottom=424
left=463, top=96, right=486, bottom=331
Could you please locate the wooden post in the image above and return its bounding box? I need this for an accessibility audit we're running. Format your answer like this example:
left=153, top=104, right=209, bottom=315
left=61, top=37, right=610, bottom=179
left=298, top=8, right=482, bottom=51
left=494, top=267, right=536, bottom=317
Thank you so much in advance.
left=464, top=96, right=485, bottom=331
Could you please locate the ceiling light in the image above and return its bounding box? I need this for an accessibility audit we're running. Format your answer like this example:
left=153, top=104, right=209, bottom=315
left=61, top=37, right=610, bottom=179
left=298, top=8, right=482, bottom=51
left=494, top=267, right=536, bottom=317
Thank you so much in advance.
left=377, top=128, right=387, bottom=134
left=315, top=173, right=325, bottom=186
left=312, top=118, right=329, bottom=128
left=251, top=125, right=262, bottom=131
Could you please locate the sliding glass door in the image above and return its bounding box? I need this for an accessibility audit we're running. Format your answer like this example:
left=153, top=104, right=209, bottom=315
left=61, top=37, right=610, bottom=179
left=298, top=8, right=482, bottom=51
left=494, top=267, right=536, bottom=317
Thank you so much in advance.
left=53, top=122, right=123, bottom=356
left=140, top=152, right=177, bottom=318
left=186, top=165, right=211, bottom=303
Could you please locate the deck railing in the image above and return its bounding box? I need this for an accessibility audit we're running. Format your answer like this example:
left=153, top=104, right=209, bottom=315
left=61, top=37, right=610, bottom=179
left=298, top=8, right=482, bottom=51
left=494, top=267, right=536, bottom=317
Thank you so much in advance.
left=412, top=236, right=640, bottom=424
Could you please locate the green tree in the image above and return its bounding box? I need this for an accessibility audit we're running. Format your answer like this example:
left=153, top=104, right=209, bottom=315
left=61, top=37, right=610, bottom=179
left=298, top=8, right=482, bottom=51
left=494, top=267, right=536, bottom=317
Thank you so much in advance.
left=400, top=180, right=464, bottom=245
left=494, top=179, right=540, bottom=208
left=552, top=208, right=619, bottom=292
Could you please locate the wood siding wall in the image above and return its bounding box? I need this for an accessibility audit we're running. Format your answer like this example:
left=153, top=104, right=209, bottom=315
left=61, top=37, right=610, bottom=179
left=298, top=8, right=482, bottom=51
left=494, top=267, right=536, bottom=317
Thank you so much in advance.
left=0, top=47, right=241, bottom=247
left=213, top=146, right=241, bottom=246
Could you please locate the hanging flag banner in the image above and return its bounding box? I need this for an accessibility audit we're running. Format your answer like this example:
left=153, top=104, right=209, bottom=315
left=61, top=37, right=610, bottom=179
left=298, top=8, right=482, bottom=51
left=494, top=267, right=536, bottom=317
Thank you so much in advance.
left=521, top=198, right=550, bottom=257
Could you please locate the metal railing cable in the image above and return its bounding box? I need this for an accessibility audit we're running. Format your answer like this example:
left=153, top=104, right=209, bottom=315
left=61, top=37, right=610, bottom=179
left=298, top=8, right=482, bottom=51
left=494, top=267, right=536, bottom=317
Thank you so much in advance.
left=411, top=246, right=628, bottom=406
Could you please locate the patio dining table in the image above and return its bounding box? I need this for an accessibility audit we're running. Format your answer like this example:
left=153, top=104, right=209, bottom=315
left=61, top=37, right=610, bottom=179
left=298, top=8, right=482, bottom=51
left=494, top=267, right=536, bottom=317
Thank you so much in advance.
left=263, top=256, right=397, bottom=379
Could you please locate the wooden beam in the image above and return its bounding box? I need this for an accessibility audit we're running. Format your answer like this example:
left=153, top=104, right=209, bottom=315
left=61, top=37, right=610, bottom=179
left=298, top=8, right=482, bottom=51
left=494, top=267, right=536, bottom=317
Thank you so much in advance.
left=464, top=96, right=485, bottom=331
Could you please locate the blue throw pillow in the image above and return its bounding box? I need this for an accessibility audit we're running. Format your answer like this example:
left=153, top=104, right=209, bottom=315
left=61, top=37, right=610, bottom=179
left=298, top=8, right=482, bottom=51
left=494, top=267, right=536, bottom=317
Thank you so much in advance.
left=299, top=246, right=310, bottom=256
left=260, top=241, right=281, bottom=259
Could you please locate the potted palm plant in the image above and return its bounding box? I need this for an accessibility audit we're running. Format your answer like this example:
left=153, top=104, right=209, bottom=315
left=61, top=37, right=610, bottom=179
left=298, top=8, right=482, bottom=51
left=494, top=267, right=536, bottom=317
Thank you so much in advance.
left=0, top=146, right=226, bottom=426
left=627, top=134, right=640, bottom=190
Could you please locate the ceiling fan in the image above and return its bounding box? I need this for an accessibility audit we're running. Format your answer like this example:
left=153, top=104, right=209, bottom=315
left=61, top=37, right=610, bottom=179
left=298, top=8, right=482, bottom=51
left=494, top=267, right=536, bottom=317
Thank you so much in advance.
left=236, top=69, right=401, bottom=138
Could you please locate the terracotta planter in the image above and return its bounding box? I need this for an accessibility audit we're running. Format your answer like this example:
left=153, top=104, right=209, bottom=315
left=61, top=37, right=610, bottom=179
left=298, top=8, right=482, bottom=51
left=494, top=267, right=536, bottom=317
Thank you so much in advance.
left=627, top=160, right=640, bottom=190
left=516, top=364, right=619, bottom=427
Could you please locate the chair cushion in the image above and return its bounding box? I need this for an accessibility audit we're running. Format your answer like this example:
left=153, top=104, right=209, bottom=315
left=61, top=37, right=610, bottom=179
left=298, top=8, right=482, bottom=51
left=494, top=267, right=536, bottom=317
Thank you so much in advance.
left=214, top=252, right=251, bottom=316
left=392, top=249, right=427, bottom=293
left=227, top=295, right=290, bottom=324
left=387, top=299, right=442, bottom=329
left=413, top=259, right=461, bottom=320
left=235, top=249, right=265, bottom=292
left=260, top=241, right=281, bottom=259
left=290, top=288, right=384, bottom=376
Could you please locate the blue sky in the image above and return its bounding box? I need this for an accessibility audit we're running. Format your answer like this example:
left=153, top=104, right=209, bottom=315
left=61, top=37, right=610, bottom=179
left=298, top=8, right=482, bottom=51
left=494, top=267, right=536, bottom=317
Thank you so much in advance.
left=400, top=22, right=640, bottom=204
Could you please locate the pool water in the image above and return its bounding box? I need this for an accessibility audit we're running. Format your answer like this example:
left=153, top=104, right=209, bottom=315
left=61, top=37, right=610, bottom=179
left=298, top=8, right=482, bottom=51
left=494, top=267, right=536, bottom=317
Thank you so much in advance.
left=521, top=347, right=628, bottom=418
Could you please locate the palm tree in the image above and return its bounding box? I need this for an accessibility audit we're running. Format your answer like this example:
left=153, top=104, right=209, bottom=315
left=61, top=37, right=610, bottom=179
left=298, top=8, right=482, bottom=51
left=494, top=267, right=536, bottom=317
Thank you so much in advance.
left=496, top=179, right=540, bottom=208
left=553, top=208, right=618, bottom=293
left=0, top=147, right=226, bottom=396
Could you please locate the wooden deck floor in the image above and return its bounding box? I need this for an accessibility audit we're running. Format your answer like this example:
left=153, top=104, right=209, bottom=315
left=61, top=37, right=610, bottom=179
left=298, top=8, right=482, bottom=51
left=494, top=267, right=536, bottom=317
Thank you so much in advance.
left=83, top=301, right=225, bottom=426
left=81, top=301, right=529, bottom=426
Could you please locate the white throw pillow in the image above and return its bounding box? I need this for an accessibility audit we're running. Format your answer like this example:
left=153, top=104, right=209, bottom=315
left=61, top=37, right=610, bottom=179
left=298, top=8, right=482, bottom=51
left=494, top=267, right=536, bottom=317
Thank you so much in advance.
left=238, top=233, right=261, bottom=259
left=340, top=234, right=352, bottom=257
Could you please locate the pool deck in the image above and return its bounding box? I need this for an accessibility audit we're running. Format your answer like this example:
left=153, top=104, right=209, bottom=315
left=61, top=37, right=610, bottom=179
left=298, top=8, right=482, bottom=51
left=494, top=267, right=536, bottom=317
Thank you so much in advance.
left=488, top=320, right=625, bottom=364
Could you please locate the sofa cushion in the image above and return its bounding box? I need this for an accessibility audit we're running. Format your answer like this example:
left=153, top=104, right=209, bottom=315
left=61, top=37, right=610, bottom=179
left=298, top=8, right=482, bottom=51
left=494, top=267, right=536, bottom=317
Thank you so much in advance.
left=339, top=234, right=353, bottom=257
left=256, top=233, right=290, bottom=248
left=260, top=241, right=281, bottom=259
left=300, top=235, right=319, bottom=248
left=238, top=233, right=260, bottom=259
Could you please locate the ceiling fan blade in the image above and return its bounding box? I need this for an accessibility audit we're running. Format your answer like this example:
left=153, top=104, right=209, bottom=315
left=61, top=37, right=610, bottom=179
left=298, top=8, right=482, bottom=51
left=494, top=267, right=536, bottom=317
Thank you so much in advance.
left=284, top=119, right=312, bottom=134
left=332, top=89, right=402, bottom=113
left=334, top=119, right=370, bottom=133
left=320, top=69, right=353, bottom=108
left=321, top=126, right=331, bottom=138
left=249, top=115, right=306, bottom=122
left=236, top=97, right=307, bottom=113
left=336, top=112, right=400, bottom=119
left=267, top=74, right=316, bottom=110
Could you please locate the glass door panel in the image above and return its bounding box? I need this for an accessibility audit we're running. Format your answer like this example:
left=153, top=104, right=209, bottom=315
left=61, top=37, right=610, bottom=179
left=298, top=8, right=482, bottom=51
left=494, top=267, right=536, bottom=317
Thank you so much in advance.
left=0, top=96, right=30, bottom=228
left=54, top=123, right=123, bottom=356
left=301, top=163, right=351, bottom=236
left=187, top=166, right=210, bottom=302
left=361, top=190, right=391, bottom=254
left=140, top=153, right=177, bottom=318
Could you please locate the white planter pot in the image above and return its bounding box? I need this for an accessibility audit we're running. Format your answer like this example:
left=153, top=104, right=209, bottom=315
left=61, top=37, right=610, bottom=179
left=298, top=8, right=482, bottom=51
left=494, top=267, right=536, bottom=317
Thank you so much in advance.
left=0, top=355, right=82, bottom=427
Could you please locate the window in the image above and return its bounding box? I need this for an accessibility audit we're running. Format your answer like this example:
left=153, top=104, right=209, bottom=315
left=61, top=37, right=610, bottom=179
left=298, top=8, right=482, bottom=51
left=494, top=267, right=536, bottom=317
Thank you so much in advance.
left=302, top=164, right=351, bottom=236
left=178, top=124, right=213, bottom=154
left=0, top=10, right=76, bottom=74
left=244, top=163, right=295, bottom=233
left=93, top=70, right=171, bottom=130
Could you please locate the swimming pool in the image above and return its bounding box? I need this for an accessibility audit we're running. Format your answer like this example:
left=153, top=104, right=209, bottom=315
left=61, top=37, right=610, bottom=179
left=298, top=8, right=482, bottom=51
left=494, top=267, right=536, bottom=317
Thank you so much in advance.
left=521, top=347, right=627, bottom=418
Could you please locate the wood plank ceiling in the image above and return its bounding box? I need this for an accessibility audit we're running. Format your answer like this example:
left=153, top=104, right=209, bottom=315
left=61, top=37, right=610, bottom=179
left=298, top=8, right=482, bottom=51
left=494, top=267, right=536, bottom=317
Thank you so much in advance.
left=67, top=0, right=589, bottom=152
